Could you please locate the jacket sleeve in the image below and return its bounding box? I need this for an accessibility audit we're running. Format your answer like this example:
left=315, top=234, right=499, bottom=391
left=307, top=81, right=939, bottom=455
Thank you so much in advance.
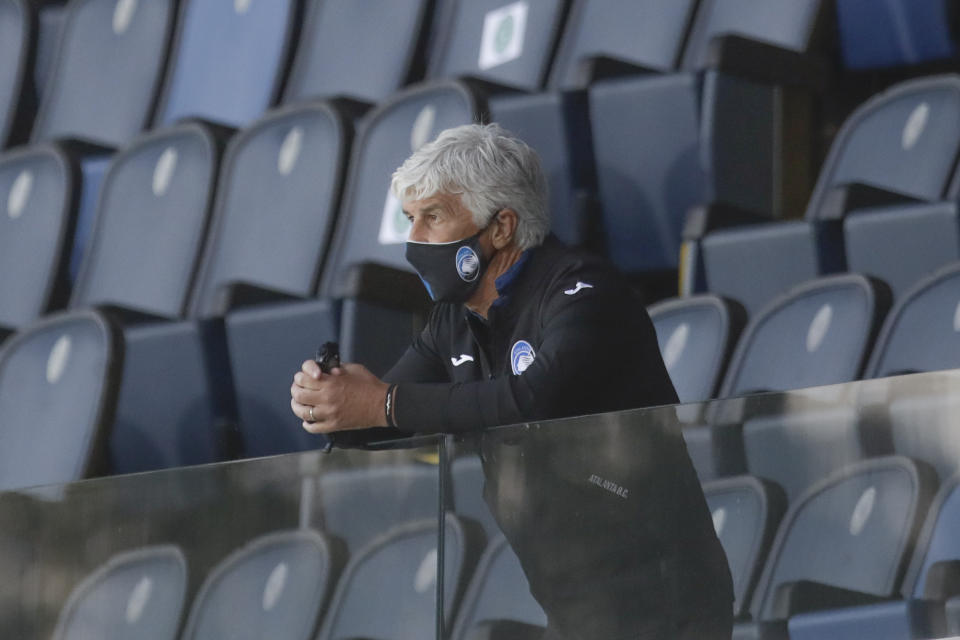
left=391, top=277, right=678, bottom=433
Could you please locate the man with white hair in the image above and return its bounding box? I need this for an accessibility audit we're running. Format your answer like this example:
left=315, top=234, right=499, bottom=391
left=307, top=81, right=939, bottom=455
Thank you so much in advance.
left=291, top=123, right=733, bottom=638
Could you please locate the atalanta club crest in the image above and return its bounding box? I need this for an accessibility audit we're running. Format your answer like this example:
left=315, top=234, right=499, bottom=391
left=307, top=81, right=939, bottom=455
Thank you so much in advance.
left=511, top=340, right=536, bottom=375
left=456, top=246, right=480, bottom=282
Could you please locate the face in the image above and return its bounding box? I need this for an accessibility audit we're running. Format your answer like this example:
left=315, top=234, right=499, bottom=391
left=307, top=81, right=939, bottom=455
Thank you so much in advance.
left=403, top=192, right=482, bottom=244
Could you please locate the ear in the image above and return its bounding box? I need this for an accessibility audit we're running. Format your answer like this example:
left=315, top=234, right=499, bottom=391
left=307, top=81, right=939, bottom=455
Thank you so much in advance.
left=490, top=208, right=518, bottom=249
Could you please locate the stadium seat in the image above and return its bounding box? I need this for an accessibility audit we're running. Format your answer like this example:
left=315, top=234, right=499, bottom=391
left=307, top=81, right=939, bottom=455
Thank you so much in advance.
left=589, top=0, right=830, bottom=282
left=29, top=0, right=177, bottom=147
left=451, top=454, right=500, bottom=539
left=181, top=530, right=339, bottom=640
left=835, top=0, right=958, bottom=70
left=0, top=0, right=36, bottom=149
left=315, top=514, right=479, bottom=640
left=282, top=0, right=433, bottom=105
left=315, top=463, right=440, bottom=554
left=51, top=545, right=187, bottom=640
left=153, top=0, right=300, bottom=128
left=737, top=457, right=937, bottom=640
left=0, top=143, right=81, bottom=334
left=648, top=295, right=746, bottom=403
left=720, top=274, right=890, bottom=398
left=451, top=535, right=547, bottom=640
left=0, top=309, right=122, bottom=492
left=703, top=476, right=786, bottom=620
left=427, top=0, right=568, bottom=91
left=698, top=75, right=960, bottom=316
left=868, top=263, right=960, bottom=379
left=31, top=0, right=65, bottom=105
left=488, top=90, right=597, bottom=247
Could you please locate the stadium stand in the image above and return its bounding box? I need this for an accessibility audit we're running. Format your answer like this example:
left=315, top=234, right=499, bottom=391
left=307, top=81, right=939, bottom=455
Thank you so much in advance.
left=181, top=530, right=338, bottom=640
left=0, top=309, right=121, bottom=491
left=0, top=0, right=36, bottom=149
left=51, top=545, right=186, bottom=640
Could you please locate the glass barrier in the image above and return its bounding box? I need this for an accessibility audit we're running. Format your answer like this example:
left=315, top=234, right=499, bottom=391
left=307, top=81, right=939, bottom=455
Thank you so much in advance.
left=5, top=370, right=960, bottom=639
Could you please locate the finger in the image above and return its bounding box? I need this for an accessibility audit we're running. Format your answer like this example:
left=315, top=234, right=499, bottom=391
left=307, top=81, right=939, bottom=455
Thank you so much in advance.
left=291, top=383, right=324, bottom=406
left=301, top=359, right=322, bottom=380
left=293, top=372, right=323, bottom=390
left=291, top=398, right=312, bottom=422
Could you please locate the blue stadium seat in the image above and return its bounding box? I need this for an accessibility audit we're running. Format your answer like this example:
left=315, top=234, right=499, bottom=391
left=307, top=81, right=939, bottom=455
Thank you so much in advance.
left=0, top=143, right=80, bottom=334
left=0, top=0, right=36, bottom=149
left=868, top=263, right=960, bottom=379
left=703, top=476, right=786, bottom=620
left=316, top=463, right=439, bottom=555
left=488, top=90, right=597, bottom=247
left=153, top=0, right=300, bottom=128
left=720, top=274, right=889, bottom=397
left=181, top=530, right=339, bottom=640
left=29, top=0, right=177, bottom=146
left=316, top=515, right=480, bottom=640
left=699, top=75, right=960, bottom=316
left=451, top=535, right=547, bottom=640
left=648, top=295, right=746, bottom=403
left=282, top=0, right=433, bottom=105
left=738, top=457, right=937, bottom=640
left=427, top=0, right=567, bottom=90
left=0, top=310, right=122, bottom=491
left=836, top=0, right=958, bottom=70
left=51, top=545, right=186, bottom=640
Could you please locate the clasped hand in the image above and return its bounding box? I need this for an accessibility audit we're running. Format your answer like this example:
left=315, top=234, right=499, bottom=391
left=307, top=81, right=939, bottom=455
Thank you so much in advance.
left=290, top=359, right=389, bottom=433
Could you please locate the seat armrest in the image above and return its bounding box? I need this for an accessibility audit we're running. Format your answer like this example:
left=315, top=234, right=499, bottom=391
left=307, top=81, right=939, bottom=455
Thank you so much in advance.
left=212, top=281, right=303, bottom=316
left=336, top=262, right=431, bottom=316
left=568, top=55, right=661, bottom=89
left=683, top=202, right=770, bottom=241
left=771, top=580, right=890, bottom=618
left=818, top=183, right=922, bottom=221
left=925, top=560, right=960, bottom=600
left=703, top=35, right=830, bottom=90
left=95, top=304, right=175, bottom=325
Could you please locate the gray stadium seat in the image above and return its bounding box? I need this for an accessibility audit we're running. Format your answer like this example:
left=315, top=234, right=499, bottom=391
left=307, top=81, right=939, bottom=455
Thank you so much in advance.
left=451, top=535, right=547, bottom=640
left=868, top=263, right=960, bottom=379
left=181, top=530, right=339, bottom=640
left=703, top=476, right=786, bottom=620
left=427, top=0, right=567, bottom=90
left=451, top=455, right=500, bottom=539
left=720, top=274, right=890, bottom=398
left=51, top=545, right=186, bottom=640
left=738, top=457, right=937, bottom=640
left=0, top=0, right=35, bottom=149
left=29, top=0, right=177, bottom=146
left=316, top=515, right=479, bottom=640
left=282, top=0, right=433, bottom=105
left=153, top=0, right=299, bottom=128
left=648, top=295, right=746, bottom=403
left=699, top=75, right=960, bottom=316
left=0, top=309, right=122, bottom=491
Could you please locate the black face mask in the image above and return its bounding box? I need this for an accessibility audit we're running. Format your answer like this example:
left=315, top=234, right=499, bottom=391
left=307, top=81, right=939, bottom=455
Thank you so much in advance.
left=406, top=229, right=488, bottom=303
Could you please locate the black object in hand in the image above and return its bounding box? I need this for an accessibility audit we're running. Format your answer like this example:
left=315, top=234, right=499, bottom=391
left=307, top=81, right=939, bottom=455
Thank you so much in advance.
left=315, top=342, right=340, bottom=374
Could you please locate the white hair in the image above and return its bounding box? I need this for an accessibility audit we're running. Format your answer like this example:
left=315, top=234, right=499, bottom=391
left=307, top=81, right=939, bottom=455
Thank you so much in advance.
left=391, top=123, right=550, bottom=249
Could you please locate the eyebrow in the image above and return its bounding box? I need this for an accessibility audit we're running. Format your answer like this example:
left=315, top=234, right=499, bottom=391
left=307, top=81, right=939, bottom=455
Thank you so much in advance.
left=402, top=204, right=445, bottom=216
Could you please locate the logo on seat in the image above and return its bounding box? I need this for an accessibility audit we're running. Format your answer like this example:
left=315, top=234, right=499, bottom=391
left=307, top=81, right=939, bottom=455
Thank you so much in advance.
left=849, top=486, right=877, bottom=536
left=277, top=126, right=304, bottom=176
left=377, top=191, right=411, bottom=245
left=125, top=576, right=153, bottom=625
left=152, top=147, right=178, bottom=197
left=7, top=170, right=33, bottom=220
left=662, top=322, right=690, bottom=371
left=414, top=548, right=438, bottom=594
left=456, top=246, right=480, bottom=281
left=411, top=105, right=436, bottom=152
left=902, top=102, right=930, bottom=151
left=112, top=0, right=137, bottom=36
left=510, top=339, right=535, bottom=375
left=805, top=303, right=833, bottom=353
left=262, top=562, right=288, bottom=611
left=711, top=507, right=727, bottom=536
left=478, top=1, right=529, bottom=71
left=46, top=335, right=72, bottom=384
left=234, top=0, right=252, bottom=15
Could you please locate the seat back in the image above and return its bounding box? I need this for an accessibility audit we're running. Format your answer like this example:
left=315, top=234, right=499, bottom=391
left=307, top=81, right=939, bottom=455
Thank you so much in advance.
left=0, top=0, right=34, bottom=149
left=649, top=295, right=745, bottom=403
left=70, top=123, right=225, bottom=318
left=428, top=0, right=567, bottom=90
left=189, top=103, right=350, bottom=317
left=806, top=75, right=960, bottom=220
left=283, top=0, right=432, bottom=104
left=451, top=535, right=547, bottom=640
left=0, top=144, right=78, bottom=329
left=868, top=262, right=960, bottom=379
left=720, top=274, right=889, bottom=398
left=900, top=476, right=960, bottom=599
left=704, top=475, right=786, bottom=618
left=30, top=0, right=177, bottom=146
left=154, top=0, right=299, bottom=128
left=680, top=0, right=826, bottom=70
left=549, top=0, right=698, bottom=88
left=836, top=0, right=958, bottom=70
left=752, top=456, right=936, bottom=620
left=0, top=310, right=121, bottom=491
left=319, top=81, right=483, bottom=296
left=182, top=531, right=337, bottom=640
left=52, top=545, right=186, bottom=640
left=316, top=515, right=476, bottom=640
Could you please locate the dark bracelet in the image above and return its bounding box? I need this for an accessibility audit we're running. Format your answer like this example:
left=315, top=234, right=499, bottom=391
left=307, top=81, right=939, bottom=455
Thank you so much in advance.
left=385, top=384, right=398, bottom=428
